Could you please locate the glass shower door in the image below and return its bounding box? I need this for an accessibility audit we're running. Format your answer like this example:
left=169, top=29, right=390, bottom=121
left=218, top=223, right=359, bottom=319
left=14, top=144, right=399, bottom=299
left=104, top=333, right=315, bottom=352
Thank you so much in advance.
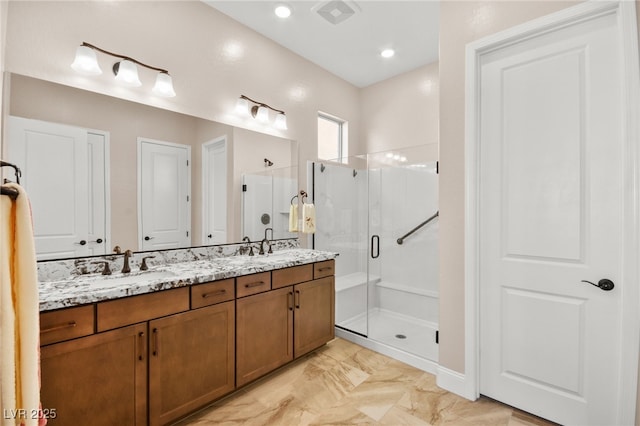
left=312, top=156, right=369, bottom=337
left=365, top=145, right=440, bottom=360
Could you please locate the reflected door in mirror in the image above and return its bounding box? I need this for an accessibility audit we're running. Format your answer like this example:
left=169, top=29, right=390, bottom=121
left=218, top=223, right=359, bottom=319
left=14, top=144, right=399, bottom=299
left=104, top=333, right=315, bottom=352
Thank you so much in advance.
left=202, top=137, right=227, bottom=244
left=6, top=116, right=109, bottom=260
left=139, top=138, right=191, bottom=250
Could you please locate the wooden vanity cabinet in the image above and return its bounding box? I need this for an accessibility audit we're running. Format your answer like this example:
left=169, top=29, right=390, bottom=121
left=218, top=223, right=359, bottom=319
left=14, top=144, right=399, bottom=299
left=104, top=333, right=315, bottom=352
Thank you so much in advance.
left=294, top=276, right=335, bottom=358
left=40, top=323, right=147, bottom=426
left=148, top=301, right=235, bottom=426
left=236, top=286, right=293, bottom=386
left=40, top=259, right=335, bottom=425
left=236, top=264, right=335, bottom=387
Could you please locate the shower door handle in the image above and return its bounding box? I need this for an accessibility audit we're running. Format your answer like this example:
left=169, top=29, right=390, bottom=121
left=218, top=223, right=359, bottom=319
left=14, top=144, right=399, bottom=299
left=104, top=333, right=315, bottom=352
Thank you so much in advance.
left=371, top=235, right=380, bottom=259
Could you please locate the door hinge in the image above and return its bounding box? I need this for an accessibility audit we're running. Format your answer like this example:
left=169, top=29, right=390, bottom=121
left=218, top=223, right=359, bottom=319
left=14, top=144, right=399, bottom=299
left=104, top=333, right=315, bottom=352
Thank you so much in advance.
left=187, top=195, right=190, bottom=202
left=436, top=161, right=439, bottom=174
left=187, top=160, right=189, bottom=166
left=186, top=231, right=189, bottom=237
left=435, top=330, right=439, bottom=344
left=242, top=184, right=247, bottom=192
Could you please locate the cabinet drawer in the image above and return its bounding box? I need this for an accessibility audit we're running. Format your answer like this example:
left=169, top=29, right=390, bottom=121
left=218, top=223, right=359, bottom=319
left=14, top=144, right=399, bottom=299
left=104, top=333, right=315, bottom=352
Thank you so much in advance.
left=40, top=305, right=95, bottom=345
left=236, top=272, right=271, bottom=298
left=314, top=260, right=335, bottom=279
left=272, top=264, right=313, bottom=289
left=191, top=279, right=235, bottom=309
left=97, top=287, right=190, bottom=332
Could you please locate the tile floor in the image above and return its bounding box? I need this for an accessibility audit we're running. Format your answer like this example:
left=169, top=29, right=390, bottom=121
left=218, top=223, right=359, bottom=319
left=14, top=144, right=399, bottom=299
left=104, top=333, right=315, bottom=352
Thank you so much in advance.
left=176, top=338, right=558, bottom=426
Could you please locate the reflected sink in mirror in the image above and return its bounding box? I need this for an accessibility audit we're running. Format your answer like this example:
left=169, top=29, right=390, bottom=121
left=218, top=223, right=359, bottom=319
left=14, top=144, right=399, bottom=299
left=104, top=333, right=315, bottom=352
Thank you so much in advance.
left=95, top=270, right=177, bottom=288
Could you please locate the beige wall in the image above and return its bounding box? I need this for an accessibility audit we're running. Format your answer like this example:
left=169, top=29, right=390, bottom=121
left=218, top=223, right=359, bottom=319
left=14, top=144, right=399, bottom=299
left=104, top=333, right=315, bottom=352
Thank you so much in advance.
left=0, top=1, right=8, bottom=156
left=361, top=62, right=439, bottom=154
left=2, top=0, right=364, bottom=194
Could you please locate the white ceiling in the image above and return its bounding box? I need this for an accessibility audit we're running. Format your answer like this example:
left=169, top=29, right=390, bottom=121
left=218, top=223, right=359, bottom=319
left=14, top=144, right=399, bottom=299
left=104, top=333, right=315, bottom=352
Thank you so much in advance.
left=204, top=1, right=440, bottom=88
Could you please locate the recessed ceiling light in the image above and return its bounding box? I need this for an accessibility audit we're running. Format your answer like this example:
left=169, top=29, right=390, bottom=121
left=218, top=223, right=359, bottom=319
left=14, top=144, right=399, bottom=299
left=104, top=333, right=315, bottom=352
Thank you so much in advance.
left=381, top=48, right=395, bottom=59
left=275, top=5, right=292, bottom=18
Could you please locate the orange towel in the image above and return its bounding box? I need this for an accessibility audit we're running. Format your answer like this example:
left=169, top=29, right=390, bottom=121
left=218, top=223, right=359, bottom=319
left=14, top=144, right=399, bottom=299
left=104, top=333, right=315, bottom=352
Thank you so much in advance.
left=1, top=183, right=45, bottom=426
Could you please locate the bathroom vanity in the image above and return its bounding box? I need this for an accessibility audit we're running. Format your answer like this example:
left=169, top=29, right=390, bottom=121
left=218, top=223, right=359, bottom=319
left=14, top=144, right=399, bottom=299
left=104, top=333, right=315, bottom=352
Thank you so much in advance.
left=37, top=246, right=335, bottom=426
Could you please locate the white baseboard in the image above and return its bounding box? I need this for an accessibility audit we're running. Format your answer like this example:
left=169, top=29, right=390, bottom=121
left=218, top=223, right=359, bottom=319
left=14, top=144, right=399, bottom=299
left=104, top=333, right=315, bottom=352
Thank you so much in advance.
left=436, top=365, right=477, bottom=401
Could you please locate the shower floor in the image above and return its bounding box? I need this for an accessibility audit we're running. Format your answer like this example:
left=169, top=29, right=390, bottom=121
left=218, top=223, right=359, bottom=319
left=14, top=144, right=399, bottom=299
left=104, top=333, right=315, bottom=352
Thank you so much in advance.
left=338, top=308, right=438, bottom=362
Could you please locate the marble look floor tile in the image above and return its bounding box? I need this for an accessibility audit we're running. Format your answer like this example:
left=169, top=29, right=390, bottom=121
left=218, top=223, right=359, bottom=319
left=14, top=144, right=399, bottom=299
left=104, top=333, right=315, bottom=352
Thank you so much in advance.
left=445, top=396, right=514, bottom=426
left=307, top=405, right=378, bottom=426
left=342, top=346, right=392, bottom=375
left=177, top=338, right=559, bottom=426
left=378, top=406, right=431, bottom=426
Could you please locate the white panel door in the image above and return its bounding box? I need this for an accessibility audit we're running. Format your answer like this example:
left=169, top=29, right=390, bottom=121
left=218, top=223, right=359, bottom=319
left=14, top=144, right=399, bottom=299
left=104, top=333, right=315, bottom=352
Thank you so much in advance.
left=479, top=9, right=627, bottom=425
left=139, top=139, right=191, bottom=250
left=202, top=138, right=227, bottom=245
left=6, top=116, right=89, bottom=260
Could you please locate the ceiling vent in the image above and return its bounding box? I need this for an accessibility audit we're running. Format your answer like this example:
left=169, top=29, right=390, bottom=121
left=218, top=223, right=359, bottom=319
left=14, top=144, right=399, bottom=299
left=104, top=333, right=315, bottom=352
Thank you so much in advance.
left=313, top=0, right=361, bottom=25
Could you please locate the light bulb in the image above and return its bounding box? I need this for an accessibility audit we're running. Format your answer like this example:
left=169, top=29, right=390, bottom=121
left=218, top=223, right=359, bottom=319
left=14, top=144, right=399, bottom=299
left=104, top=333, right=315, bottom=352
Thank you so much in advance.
left=275, top=5, right=292, bottom=18
left=256, top=106, right=269, bottom=123
left=113, top=60, right=141, bottom=87
left=71, top=45, right=102, bottom=75
left=235, top=97, right=250, bottom=115
left=274, top=113, right=288, bottom=130
left=381, top=48, right=395, bottom=59
left=152, top=72, right=176, bottom=97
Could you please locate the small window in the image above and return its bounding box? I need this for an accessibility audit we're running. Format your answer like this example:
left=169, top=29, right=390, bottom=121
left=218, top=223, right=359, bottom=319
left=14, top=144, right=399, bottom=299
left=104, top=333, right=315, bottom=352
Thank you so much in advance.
left=318, top=113, right=347, bottom=163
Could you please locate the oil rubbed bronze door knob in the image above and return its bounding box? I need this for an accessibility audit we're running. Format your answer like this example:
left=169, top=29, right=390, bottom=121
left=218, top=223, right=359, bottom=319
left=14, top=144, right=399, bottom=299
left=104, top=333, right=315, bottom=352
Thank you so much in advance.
left=581, top=279, right=615, bottom=291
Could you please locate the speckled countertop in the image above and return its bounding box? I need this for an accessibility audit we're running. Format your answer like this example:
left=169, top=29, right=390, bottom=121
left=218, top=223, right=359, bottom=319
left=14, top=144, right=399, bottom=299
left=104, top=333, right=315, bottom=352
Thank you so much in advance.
left=39, top=248, right=337, bottom=312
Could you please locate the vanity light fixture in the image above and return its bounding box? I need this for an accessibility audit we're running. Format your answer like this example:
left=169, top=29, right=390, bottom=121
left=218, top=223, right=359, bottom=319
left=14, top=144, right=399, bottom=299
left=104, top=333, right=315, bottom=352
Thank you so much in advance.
left=235, top=95, right=288, bottom=130
left=71, top=42, right=176, bottom=97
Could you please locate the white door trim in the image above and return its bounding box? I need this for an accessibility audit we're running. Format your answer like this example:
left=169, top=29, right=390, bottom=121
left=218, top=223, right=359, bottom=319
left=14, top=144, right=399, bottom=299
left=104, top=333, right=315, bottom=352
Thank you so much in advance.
left=456, top=1, right=640, bottom=423
left=88, top=128, right=111, bottom=255
left=201, top=135, right=227, bottom=244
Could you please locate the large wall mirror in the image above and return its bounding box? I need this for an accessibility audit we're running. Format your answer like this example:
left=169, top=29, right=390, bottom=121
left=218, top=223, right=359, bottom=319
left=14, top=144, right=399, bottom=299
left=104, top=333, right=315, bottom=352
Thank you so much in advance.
left=3, top=73, right=298, bottom=260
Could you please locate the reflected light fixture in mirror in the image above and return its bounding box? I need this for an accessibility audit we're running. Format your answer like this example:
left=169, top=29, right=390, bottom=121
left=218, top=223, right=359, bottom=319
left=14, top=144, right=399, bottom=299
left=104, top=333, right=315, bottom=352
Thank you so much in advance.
left=235, top=95, right=287, bottom=130
left=71, top=42, right=176, bottom=97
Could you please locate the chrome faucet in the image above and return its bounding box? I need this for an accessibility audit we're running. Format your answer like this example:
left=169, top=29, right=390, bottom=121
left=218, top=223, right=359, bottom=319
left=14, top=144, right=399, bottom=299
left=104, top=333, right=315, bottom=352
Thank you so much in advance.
left=259, top=228, right=273, bottom=255
left=122, top=249, right=133, bottom=273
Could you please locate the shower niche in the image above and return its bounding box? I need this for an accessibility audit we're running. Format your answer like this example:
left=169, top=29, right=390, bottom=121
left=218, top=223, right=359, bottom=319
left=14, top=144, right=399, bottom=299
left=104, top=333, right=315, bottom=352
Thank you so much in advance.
left=312, top=144, right=439, bottom=369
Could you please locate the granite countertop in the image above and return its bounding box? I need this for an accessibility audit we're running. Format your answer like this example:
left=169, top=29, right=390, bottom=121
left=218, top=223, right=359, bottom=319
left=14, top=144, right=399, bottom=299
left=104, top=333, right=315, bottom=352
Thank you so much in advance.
left=39, top=248, right=337, bottom=312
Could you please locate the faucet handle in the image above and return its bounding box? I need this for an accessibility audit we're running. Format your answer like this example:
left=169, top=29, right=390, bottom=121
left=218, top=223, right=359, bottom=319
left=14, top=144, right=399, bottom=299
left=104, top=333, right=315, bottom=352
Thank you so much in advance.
left=92, top=261, right=112, bottom=275
left=113, top=245, right=122, bottom=254
left=140, top=256, right=155, bottom=271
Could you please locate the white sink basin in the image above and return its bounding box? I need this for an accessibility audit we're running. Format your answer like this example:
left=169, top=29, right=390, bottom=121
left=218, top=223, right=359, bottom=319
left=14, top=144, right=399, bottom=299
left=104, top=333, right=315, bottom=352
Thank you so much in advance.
left=255, top=252, right=295, bottom=262
left=96, top=270, right=176, bottom=288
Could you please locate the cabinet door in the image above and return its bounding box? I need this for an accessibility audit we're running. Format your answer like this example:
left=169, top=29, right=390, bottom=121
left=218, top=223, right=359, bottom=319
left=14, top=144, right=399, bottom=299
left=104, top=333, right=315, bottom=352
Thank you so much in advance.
left=149, top=302, right=235, bottom=426
left=40, top=323, right=147, bottom=426
left=236, top=286, right=293, bottom=387
left=294, top=276, right=335, bottom=358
